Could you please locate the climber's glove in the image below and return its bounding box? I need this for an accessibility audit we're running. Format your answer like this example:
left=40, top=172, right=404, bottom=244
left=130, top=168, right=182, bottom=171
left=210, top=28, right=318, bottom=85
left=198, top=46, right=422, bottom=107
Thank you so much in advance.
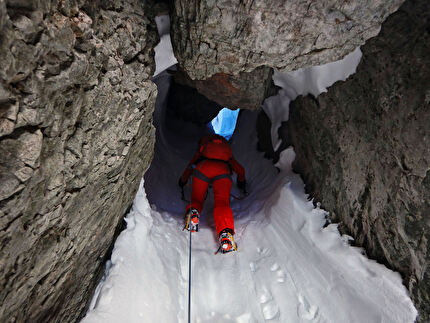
left=237, top=179, right=247, bottom=193
left=178, top=178, right=186, bottom=188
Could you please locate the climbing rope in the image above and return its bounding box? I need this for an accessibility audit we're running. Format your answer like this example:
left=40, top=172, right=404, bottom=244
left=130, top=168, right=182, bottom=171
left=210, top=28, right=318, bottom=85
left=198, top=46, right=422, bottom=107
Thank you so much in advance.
left=187, top=224, right=192, bottom=323
left=181, top=180, right=247, bottom=322
left=186, top=179, right=193, bottom=323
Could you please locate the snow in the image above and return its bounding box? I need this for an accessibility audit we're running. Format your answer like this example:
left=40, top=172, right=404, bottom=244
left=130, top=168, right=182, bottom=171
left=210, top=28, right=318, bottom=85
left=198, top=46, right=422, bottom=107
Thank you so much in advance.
left=153, top=15, right=177, bottom=77
left=81, top=16, right=416, bottom=323
left=210, top=107, right=240, bottom=140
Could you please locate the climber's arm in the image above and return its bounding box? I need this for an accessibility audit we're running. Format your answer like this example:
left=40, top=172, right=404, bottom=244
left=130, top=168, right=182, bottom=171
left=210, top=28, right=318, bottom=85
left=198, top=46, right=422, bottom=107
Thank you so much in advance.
left=179, top=152, right=201, bottom=185
left=230, top=157, right=246, bottom=182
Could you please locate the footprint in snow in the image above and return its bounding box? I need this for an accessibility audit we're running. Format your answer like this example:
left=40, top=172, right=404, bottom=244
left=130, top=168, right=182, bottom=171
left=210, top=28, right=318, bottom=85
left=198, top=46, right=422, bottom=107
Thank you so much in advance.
left=250, top=261, right=258, bottom=273
left=258, top=289, right=279, bottom=320
left=249, top=248, right=271, bottom=273
left=297, top=294, right=318, bottom=320
left=259, top=289, right=272, bottom=304
left=257, top=246, right=271, bottom=257
left=251, top=250, right=282, bottom=320
left=262, top=300, right=280, bottom=320
left=270, top=262, right=286, bottom=283
left=270, top=263, right=279, bottom=271
left=276, top=269, right=286, bottom=283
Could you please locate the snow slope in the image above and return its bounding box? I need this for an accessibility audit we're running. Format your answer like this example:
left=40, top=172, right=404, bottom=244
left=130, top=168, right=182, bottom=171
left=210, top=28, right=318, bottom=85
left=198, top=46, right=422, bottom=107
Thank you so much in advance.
left=81, top=16, right=416, bottom=323
left=82, top=70, right=417, bottom=322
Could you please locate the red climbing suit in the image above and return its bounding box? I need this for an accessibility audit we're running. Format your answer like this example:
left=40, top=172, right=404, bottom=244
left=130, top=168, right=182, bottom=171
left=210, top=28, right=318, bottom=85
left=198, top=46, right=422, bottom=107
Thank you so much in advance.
left=180, top=134, right=246, bottom=236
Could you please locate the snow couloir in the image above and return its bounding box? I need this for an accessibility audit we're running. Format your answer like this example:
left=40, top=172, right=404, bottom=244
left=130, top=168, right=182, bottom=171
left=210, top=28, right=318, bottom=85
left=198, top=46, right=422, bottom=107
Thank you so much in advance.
left=81, top=16, right=417, bottom=323
left=81, top=71, right=417, bottom=323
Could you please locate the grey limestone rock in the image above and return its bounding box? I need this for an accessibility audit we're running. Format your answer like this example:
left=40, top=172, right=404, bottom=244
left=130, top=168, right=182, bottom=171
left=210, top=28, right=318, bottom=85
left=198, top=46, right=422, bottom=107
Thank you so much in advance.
left=0, top=0, right=5, bottom=31
left=170, top=0, right=405, bottom=80
left=172, top=65, right=278, bottom=110
left=0, top=0, right=158, bottom=322
left=166, top=78, right=222, bottom=125
left=287, top=0, right=430, bottom=320
left=168, top=0, right=404, bottom=111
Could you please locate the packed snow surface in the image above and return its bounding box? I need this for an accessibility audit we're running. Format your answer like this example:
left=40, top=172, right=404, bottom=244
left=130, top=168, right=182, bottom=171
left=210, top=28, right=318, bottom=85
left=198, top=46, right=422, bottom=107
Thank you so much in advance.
left=82, top=71, right=417, bottom=322
left=153, top=15, right=177, bottom=77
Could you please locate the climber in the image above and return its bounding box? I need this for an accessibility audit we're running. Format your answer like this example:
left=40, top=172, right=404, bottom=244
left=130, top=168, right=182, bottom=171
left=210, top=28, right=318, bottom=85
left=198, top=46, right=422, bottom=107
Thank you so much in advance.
left=178, top=134, right=246, bottom=253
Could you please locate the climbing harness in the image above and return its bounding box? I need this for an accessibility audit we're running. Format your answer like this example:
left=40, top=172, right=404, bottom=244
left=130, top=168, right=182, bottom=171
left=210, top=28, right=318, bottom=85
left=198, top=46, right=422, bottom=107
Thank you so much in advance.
left=181, top=185, right=248, bottom=203
left=192, top=168, right=232, bottom=185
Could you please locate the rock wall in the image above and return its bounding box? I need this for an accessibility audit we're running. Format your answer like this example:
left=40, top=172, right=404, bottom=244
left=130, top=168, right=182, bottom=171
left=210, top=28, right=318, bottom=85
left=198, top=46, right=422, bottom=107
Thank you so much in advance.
left=166, top=78, right=222, bottom=125
left=170, top=0, right=404, bottom=80
left=287, top=0, right=429, bottom=320
left=168, top=0, right=404, bottom=110
left=0, top=0, right=157, bottom=321
left=172, top=66, right=277, bottom=110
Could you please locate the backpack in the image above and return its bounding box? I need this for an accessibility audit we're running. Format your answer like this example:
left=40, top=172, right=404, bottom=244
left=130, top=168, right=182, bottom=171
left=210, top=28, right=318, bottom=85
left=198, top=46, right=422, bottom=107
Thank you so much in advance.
left=199, top=136, right=232, bottom=161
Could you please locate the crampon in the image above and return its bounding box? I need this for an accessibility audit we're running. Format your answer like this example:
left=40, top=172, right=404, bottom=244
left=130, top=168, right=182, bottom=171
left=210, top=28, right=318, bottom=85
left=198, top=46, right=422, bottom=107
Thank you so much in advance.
left=215, top=231, right=237, bottom=254
left=183, top=208, right=199, bottom=232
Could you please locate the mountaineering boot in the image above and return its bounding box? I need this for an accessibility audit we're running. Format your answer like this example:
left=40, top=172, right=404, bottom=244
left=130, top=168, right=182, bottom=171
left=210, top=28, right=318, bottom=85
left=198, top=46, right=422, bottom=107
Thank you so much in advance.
left=184, top=208, right=199, bottom=232
left=218, top=229, right=237, bottom=253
